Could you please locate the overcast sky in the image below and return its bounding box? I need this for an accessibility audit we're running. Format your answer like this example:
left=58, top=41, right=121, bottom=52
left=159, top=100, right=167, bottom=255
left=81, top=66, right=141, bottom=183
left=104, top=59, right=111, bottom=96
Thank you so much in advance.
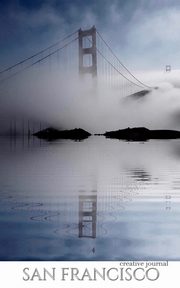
left=1, top=0, right=180, bottom=70
left=1, top=1, right=180, bottom=132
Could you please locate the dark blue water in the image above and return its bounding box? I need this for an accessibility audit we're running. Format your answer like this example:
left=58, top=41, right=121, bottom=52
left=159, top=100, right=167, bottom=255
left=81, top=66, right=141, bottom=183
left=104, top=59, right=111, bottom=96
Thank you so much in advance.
left=0, top=136, right=180, bottom=260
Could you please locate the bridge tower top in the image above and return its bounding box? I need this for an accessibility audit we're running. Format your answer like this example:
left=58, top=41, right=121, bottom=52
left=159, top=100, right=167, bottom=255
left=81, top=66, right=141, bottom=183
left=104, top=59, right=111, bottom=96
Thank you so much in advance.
left=78, top=26, right=97, bottom=78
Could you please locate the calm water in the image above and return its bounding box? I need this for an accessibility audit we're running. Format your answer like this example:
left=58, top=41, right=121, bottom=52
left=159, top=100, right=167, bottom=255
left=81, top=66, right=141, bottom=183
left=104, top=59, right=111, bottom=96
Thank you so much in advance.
left=0, top=136, right=180, bottom=260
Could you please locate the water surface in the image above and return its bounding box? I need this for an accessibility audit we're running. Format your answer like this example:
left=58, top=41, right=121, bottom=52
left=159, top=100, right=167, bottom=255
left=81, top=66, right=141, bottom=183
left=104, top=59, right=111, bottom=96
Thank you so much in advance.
left=0, top=136, right=180, bottom=260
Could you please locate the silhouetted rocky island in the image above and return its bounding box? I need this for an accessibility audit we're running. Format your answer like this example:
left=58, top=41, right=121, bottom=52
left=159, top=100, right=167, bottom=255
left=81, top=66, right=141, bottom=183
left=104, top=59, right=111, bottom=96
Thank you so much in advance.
left=34, top=127, right=91, bottom=141
left=104, top=127, right=180, bottom=141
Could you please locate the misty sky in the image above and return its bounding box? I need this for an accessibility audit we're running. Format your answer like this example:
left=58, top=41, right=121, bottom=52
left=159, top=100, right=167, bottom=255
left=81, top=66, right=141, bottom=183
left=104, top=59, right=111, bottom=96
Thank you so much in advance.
left=1, top=0, right=180, bottom=70
left=2, top=0, right=180, bottom=134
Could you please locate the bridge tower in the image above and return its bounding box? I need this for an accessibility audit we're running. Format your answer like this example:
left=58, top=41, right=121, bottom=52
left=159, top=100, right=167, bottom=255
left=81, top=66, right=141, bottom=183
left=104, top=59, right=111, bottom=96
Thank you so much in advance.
left=78, top=26, right=97, bottom=78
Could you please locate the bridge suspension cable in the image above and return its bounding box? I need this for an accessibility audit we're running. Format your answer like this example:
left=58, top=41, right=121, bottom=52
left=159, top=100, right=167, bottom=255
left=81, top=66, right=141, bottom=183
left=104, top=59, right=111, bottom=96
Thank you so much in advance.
left=96, top=30, right=152, bottom=90
left=94, top=45, right=144, bottom=89
left=0, top=30, right=78, bottom=75
left=86, top=36, right=145, bottom=89
left=0, top=36, right=78, bottom=84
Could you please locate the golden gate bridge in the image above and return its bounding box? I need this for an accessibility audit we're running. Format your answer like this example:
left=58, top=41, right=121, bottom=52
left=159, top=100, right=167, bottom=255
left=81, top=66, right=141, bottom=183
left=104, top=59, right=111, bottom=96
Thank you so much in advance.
left=0, top=26, right=153, bottom=138
left=0, top=26, right=152, bottom=93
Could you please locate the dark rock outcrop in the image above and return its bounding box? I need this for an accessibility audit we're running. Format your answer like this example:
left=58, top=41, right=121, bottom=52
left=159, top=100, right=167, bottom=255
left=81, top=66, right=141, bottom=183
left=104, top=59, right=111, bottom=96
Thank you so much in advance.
left=104, top=127, right=180, bottom=141
left=130, top=90, right=150, bottom=99
left=126, top=87, right=158, bottom=101
left=34, top=127, right=91, bottom=141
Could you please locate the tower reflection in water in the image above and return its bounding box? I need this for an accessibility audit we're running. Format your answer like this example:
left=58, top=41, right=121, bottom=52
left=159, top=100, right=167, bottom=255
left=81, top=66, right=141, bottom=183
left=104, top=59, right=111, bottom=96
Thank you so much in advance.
left=78, top=190, right=97, bottom=239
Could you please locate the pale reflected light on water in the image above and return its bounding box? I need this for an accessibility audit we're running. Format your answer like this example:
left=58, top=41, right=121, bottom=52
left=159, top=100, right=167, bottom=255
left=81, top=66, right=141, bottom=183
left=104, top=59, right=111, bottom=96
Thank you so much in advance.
left=0, top=136, right=180, bottom=260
